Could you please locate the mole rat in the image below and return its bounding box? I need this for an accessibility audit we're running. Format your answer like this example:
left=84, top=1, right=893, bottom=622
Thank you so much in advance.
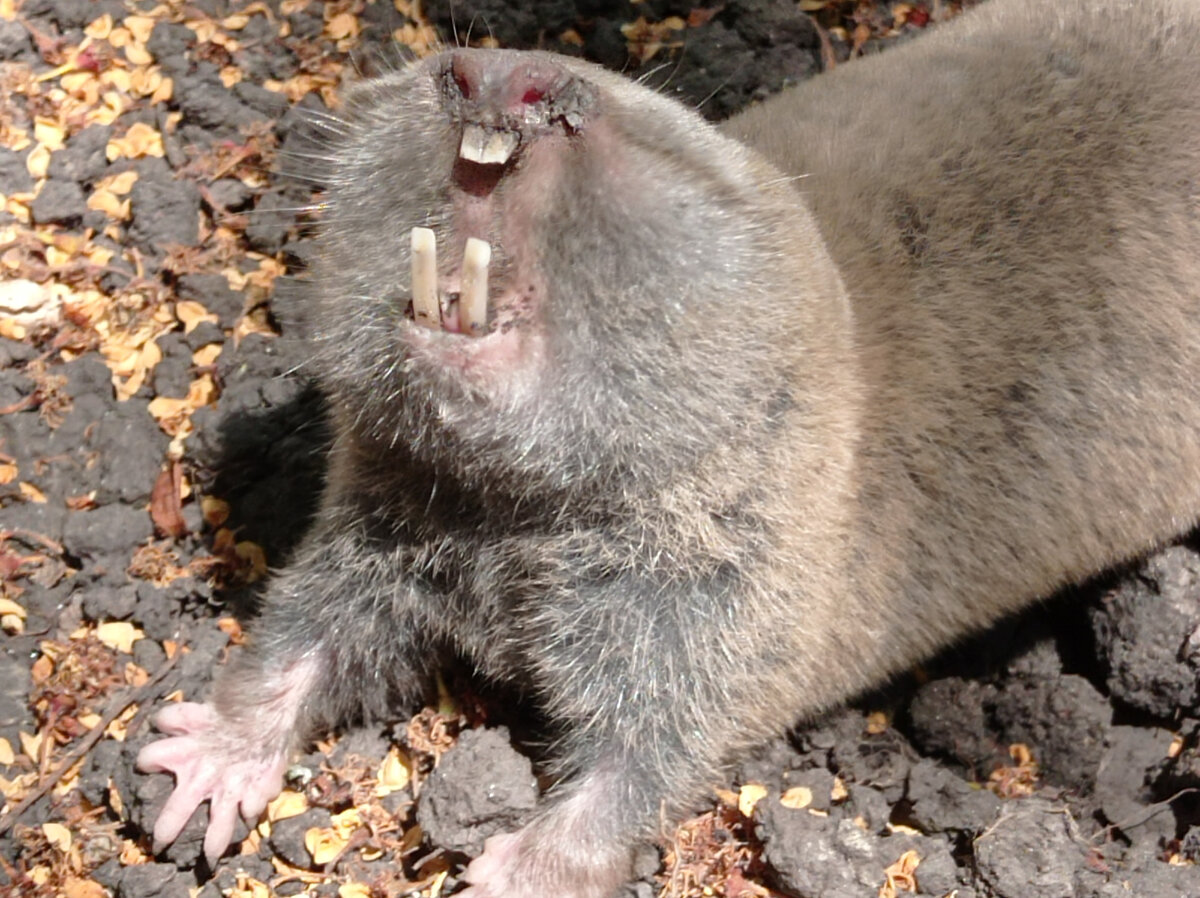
left=138, top=0, right=1200, bottom=894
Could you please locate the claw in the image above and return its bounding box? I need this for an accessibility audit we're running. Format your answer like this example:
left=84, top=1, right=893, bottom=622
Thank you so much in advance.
left=136, top=701, right=289, bottom=865
left=204, top=782, right=241, bottom=867
left=150, top=767, right=212, bottom=850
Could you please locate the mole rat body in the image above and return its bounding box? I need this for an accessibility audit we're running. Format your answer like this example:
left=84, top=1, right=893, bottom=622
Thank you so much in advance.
left=138, top=0, right=1200, bottom=894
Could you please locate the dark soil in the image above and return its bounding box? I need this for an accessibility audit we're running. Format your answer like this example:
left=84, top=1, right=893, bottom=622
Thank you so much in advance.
left=1, top=1, right=1197, bottom=897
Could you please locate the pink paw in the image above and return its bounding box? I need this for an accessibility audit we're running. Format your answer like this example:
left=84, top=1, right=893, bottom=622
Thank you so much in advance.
left=136, top=702, right=288, bottom=866
left=460, top=833, right=521, bottom=897
left=458, top=827, right=629, bottom=898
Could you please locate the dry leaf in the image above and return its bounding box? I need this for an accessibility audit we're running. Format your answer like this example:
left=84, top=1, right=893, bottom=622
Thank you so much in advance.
left=107, top=25, right=132, bottom=47
left=19, top=482, right=46, bottom=503
left=0, top=775, right=20, bottom=800
left=99, top=170, right=139, bottom=194
left=235, top=541, right=268, bottom=581
left=23, top=144, right=49, bottom=180
left=201, top=495, right=231, bottom=527
left=95, top=621, right=144, bottom=654
left=119, top=839, right=147, bottom=865
left=42, top=822, right=71, bottom=851
left=28, top=866, right=51, bottom=885
left=227, top=877, right=271, bottom=898
left=77, top=712, right=102, bottom=730
left=831, top=776, right=849, bottom=801
left=125, top=661, right=150, bottom=688
left=150, top=462, right=188, bottom=538
left=147, top=395, right=191, bottom=427
left=738, top=782, right=768, bottom=817
left=98, top=69, right=131, bottom=98
left=0, top=462, right=16, bottom=483
left=19, top=729, right=43, bottom=763
left=0, top=278, right=62, bottom=328
left=325, top=12, right=360, bottom=40
left=192, top=342, right=222, bottom=367
left=879, top=848, right=921, bottom=898
left=176, top=299, right=219, bottom=333
left=0, top=737, right=14, bottom=765
left=31, top=653, right=53, bottom=682
left=124, top=42, right=153, bottom=66
left=240, top=828, right=262, bottom=855
left=62, top=70, right=99, bottom=97
left=62, top=877, right=109, bottom=898
left=267, top=790, right=309, bottom=822
left=217, top=617, right=243, bottom=641
left=780, top=786, right=813, bottom=809
left=339, top=885, right=371, bottom=898
left=305, top=826, right=351, bottom=865
left=331, top=807, right=361, bottom=835
left=33, top=118, right=66, bottom=151
left=376, top=747, right=412, bottom=795
left=85, top=14, right=114, bottom=39
left=429, top=870, right=450, bottom=898
left=124, top=15, right=156, bottom=44
left=106, top=122, right=165, bottom=160
left=86, top=188, right=130, bottom=219
left=865, top=710, right=889, bottom=734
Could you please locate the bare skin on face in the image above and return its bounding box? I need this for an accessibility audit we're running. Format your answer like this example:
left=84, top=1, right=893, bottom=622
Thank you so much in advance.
left=138, top=1, right=1200, bottom=895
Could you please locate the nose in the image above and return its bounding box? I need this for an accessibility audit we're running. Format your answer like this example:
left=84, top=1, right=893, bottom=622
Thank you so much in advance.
left=447, top=49, right=572, bottom=119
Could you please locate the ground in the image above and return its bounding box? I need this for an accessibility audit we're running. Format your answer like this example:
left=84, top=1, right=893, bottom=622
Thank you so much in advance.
left=1, top=1, right=1199, bottom=897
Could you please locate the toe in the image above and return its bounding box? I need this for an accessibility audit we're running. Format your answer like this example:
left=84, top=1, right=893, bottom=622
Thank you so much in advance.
left=239, top=771, right=281, bottom=825
left=203, top=782, right=240, bottom=867
left=152, top=774, right=211, bottom=850
left=153, top=702, right=217, bottom=735
left=136, top=735, right=198, bottom=773
left=463, top=832, right=519, bottom=888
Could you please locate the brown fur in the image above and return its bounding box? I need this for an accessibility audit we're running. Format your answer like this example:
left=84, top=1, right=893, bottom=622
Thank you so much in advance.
left=138, top=1, right=1200, bottom=895
left=725, top=0, right=1200, bottom=698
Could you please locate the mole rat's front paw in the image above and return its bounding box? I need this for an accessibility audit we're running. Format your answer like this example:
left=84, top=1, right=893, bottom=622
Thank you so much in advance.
left=460, top=828, right=632, bottom=898
left=136, top=701, right=288, bottom=866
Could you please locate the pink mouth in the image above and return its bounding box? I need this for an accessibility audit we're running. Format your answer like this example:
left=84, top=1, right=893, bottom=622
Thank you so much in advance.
left=399, top=228, right=543, bottom=382
left=408, top=228, right=493, bottom=337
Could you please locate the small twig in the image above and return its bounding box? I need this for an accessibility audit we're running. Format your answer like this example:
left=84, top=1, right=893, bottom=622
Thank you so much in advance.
left=0, top=396, right=37, bottom=415
left=0, top=849, right=20, bottom=883
left=321, top=825, right=372, bottom=874
left=1089, top=787, right=1200, bottom=843
left=0, top=528, right=65, bottom=556
left=0, top=651, right=180, bottom=838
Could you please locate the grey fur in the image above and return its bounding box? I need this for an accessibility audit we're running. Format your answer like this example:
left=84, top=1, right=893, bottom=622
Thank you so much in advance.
left=142, top=1, right=1200, bottom=895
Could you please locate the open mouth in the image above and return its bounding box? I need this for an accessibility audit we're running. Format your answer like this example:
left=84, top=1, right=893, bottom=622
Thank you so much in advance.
left=404, top=121, right=525, bottom=339
left=408, top=226, right=493, bottom=337
left=401, top=217, right=542, bottom=380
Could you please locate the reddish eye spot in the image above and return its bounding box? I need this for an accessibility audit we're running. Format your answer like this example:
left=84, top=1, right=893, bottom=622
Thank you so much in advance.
left=454, top=70, right=473, bottom=99
left=521, top=88, right=544, bottom=105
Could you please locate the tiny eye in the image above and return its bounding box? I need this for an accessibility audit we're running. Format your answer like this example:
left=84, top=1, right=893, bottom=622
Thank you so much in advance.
left=454, top=71, right=472, bottom=99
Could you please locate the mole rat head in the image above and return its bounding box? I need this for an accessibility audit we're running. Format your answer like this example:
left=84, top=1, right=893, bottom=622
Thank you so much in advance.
left=309, top=49, right=829, bottom=495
